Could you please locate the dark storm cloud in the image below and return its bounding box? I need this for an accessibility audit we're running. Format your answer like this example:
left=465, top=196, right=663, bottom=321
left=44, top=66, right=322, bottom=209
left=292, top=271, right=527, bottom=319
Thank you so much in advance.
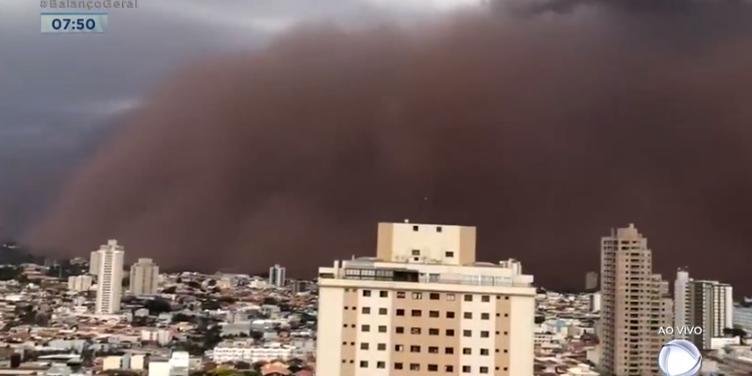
left=0, top=0, right=433, bottom=237
left=26, top=2, right=752, bottom=294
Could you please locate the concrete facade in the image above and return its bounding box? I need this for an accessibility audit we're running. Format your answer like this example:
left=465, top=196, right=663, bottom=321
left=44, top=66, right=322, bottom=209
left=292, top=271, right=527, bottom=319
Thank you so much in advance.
left=316, top=222, right=535, bottom=376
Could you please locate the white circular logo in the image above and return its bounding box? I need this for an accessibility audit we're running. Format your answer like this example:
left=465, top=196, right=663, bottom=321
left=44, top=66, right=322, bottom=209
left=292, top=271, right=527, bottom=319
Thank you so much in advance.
left=658, top=339, right=702, bottom=376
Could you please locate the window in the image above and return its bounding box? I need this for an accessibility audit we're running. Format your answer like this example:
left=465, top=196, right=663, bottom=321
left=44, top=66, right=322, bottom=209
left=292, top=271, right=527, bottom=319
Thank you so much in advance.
left=362, top=307, right=371, bottom=314
left=397, top=291, right=406, bottom=299
left=481, top=312, right=490, bottom=320
left=445, top=347, right=454, bottom=354
left=410, top=345, right=421, bottom=353
left=377, top=361, right=385, bottom=369
left=411, top=327, right=421, bottom=335
left=464, top=294, right=473, bottom=302
left=412, top=292, right=423, bottom=300
left=411, top=309, right=422, bottom=317
left=428, top=346, right=439, bottom=353
left=480, top=348, right=489, bottom=356
left=379, top=307, right=387, bottom=315
left=446, top=293, right=456, bottom=301
left=445, top=251, right=454, bottom=258
left=396, top=309, right=405, bottom=316
left=462, top=365, right=471, bottom=373
left=410, top=364, right=420, bottom=371
left=378, top=325, right=387, bottom=333
left=480, top=366, right=489, bottom=374
left=463, top=312, right=472, bottom=319
left=446, top=329, right=455, bottom=336
left=363, top=290, right=371, bottom=297
left=361, top=325, right=370, bottom=332
left=360, top=361, right=368, bottom=368
left=446, top=311, right=455, bottom=318
left=360, top=343, right=369, bottom=350
left=429, top=292, right=440, bottom=300
left=394, top=362, right=403, bottom=370
left=429, top=310, right=439, bottom=317
left=480, top=331, right=490, bottom=338
left=481, top=295, right=490, bottom=302
left=445, top=365, right=454, bottom=372
left=378, top=343, right=386, bottom=351
left=395, top=344, right=404, bottom=352
left=380, top=290, right=388, bottom=298
left=412, top=225, right=419, bottom=231
left=396, top=326, right=404, bottom=334
left=412, top=249, right=420, bottom=256
left=429, top=328, right=439, bottom=335
left=463, top=330, right=471, bottom=337
left=428, top=364, right=438, bottom=372
left=462, top=347, right=471, bottom=355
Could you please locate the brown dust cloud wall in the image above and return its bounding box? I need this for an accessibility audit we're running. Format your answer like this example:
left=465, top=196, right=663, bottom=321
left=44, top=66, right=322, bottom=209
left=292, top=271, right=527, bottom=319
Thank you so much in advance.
left=27, top=2, right=752, bottom=294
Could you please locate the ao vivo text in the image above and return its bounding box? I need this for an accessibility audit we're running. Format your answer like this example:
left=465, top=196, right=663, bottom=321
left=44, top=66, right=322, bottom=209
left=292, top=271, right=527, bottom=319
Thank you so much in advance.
left=658, top=326, right=704, bottom=336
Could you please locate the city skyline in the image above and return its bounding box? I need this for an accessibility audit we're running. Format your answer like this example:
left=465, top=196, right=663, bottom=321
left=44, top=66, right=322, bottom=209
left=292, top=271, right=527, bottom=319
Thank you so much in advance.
left=9, top=220, right=748, bottom=296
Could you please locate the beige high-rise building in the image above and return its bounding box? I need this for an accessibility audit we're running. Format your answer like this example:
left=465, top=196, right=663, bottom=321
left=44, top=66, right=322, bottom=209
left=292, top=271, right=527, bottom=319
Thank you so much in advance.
left=130, top=258, right=160, bottom=296
left=316, top=222, right=535, bottom=376
left=598, top=224, right=672, bottom=376
left=90, top=250, right=102, bottom=275
left=94, top=239, right=125, bottom=314
left=68, top=274, right=93, bottom=292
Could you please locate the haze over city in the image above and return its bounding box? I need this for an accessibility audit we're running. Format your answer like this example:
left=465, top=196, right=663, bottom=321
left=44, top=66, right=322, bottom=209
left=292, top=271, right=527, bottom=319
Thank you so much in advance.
left=3, top=0, right=752, bottom=295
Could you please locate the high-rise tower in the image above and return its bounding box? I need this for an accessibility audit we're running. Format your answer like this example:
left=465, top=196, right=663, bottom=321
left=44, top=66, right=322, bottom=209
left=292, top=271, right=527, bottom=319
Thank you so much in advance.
left=130, top=258, right=160, bottom=296
left=316, top=222, right=535, bottom=376
left=94, top=239, right=125, bottom=314
left=599, top=224, right=671, bottom=375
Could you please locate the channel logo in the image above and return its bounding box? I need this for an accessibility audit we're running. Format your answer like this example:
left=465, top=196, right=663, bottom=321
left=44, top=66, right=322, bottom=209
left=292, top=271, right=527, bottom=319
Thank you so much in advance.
left=658, top=339, right=702, bottom=376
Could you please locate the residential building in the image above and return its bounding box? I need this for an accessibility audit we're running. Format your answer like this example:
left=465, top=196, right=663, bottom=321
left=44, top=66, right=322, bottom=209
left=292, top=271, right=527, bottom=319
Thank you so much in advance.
left=598, top=224, right=672, bottom=376
left=269, top=264, right=286, bottom=287
left=733, top=301, right=752, bottom=333
left=674, top=268, right=691, bottom=338
left=130, top=258, right=159, bottom=296
left=585, top=271, right=598, bottom=292
left=90, top=250, right=101, bottom=276
left=688, top=280, right=733, bottom=349
left=94, top=239, right=125, bottom=314
left=67, top=275, right=93, bottom=292
left=102, top=356, right=122, bottom=370
left=212, top=341, right=297, bottom=363
left=674, top=269, right=734, bottom=349
left=316, top=221, right=536, bottom=376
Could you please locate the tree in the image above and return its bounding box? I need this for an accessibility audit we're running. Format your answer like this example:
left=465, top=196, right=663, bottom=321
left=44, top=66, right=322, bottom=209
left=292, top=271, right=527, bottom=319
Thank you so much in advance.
left=145, top=298, right=172, bottom=314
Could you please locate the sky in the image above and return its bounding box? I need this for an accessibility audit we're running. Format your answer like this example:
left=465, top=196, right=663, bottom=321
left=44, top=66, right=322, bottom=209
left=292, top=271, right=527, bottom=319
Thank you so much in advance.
left=3, top=0, right=752, bottom=295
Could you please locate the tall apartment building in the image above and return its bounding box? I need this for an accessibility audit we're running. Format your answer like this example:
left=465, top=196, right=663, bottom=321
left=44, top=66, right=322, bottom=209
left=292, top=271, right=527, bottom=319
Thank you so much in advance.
left=316, top=222, right=536, bottom=376
left=674, top=268, right=691, bottom=338
left=269, top=264, right=286, bottom=288
left=90, top=250, right=102, bottom=275
left=130, top=258, right=160, bottom=296
left=598, top=224, right=672, bottom=376
left=585, top=271, right=599, bottom=292
left=94, top=239, right=125, bottom=314
left=733, top=300, right=752, bottom=333
left=68, top=274, right=93, bottom=292
left=674, top=269, right=734, bottom=349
